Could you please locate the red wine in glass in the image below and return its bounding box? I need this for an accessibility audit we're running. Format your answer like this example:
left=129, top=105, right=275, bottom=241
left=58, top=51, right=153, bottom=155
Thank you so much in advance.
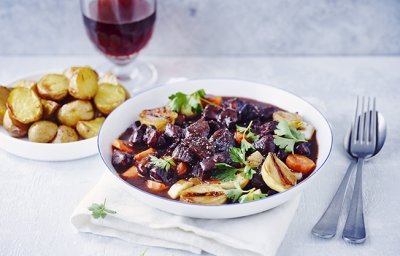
left=83, top=0, right=156, bottom=63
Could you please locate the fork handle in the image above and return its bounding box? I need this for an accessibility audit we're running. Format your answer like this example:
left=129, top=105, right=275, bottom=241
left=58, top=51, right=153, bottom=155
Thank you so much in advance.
left=342, top=158, right=366, bottom=243
left=311, top=160, right=356, bottom=238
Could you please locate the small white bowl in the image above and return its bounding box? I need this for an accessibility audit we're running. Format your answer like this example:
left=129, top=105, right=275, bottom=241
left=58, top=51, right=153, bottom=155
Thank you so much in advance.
left=0, top=72, right=97, bottom=161
left=98, top=79, right=333, bottom=219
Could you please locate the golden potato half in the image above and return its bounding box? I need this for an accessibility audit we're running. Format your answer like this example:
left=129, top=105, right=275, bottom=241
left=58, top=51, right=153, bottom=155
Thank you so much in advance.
left=28, top=121, right=58, bottom=143
left=7, top=87, right=42, bottom=124
left=57, top=100, right=94, bottom=127
left=94, top=83, right=126, bottom=115
left=3, top=109, right=29, bottom=138
left=13, top=80, right=37, bottom=91
left=37, top=74, right=69, bottom=101
left=52, top=125, right=79, bottom=143
left=0, top=86, right=10, bottom=125
left=41, top=99, right=59, bottom=120
left=68, top=67, right=98, bottom=100
left=76, top=117, right=105, bottom=139
left=63, top=66, right=82, bottom=79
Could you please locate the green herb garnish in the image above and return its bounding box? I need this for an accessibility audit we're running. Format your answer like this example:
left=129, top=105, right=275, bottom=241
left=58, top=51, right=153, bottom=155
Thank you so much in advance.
left=236, top=121, right=260, bottom=142
left=212, top=163, right=238, bottom=181
left=224, top=183, right=268, bottom=203
left=273, top=120, right=306, bottom=153
left=149, top=155, right=176, bottom=171
left=167, top=89, right=208, bottom=115
left=88, top=198, right=117, bottom=219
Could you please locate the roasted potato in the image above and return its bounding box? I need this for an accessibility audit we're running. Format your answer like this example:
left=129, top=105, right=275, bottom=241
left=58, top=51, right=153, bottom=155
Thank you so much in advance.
left=57, top=100, right=94, bottom=127
left=37, top=74, right=69, bottom=101
left=41, top=99, right=59, bottom=119
left=0, top=86, right=10, bottom=125
left=52, top=125, right=79, bottom=143
left=13, top=80, right=37, bottom=91
left=2, top=109, right=29, bottom=137
left=28, top=121, right=58, bottom=143
left=98, top=71, right=119, bottom=85
left=94, top=83, right=126, bottom=115
left=7, top=87, right=42, bottom=124
left=68, top=67, right=98, bottom=100
left=76, top=117, right=105, bottom=139
left=139, top=107, right=178, bottom=131
left=63, top=66, right=82, bottom=79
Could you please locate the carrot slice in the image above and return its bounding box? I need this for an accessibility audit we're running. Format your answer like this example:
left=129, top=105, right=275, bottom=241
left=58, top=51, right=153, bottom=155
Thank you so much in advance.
left=207, top=96, right=223, bottom=106
left=112, top=139, right=133, bottom=153
left=177, top=162, right=188, bottom=176
left=145, top=180, right=169, bottom=192
left=286, top=154, right=316, bottom=174
left=134, top=148, right=156, bottom=161
left=120, top=165, right=139, bottom=179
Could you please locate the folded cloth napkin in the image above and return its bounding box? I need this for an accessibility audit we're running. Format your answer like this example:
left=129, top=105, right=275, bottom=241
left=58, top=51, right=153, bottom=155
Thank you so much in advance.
left=71, top=172, right=300, bottom=256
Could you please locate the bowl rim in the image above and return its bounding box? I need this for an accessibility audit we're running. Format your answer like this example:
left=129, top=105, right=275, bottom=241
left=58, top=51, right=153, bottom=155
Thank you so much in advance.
left=98, top=78, right=333, bottom=209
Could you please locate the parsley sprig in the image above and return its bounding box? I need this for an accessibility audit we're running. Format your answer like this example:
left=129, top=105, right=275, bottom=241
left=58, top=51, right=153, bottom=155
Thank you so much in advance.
left=225, top=183, right=267, bottom=203
left=88, top=198, right=117, bottom=219
left=236, top=121, right=260, bottom=142
left=273, top=120, right=306, bottom=153
left=168, top=89, right=209, bottom=115
left=149, top=155, right=176, bottom=171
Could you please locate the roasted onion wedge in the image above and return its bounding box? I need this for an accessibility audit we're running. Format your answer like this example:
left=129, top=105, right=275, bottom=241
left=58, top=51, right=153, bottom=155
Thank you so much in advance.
left=261, top=152, right=297, bottom=192
left=2, top=109, right=29, bottom=138
left=180, top=184, right=227, bottom=205
left=94, top=83, right=126, bottom=115
left=272, top=111, right=303, bottom=129
left=168, top=180, right=194, bottom=199
left=68, top=66, right=99, bottom=100
left=57, top=100, right=94, bottom=127
left=7, top=87, right=42, bottom=124
left=37, top=74, right=69, bottom=101
left=139, top=107, right=178, bottom=131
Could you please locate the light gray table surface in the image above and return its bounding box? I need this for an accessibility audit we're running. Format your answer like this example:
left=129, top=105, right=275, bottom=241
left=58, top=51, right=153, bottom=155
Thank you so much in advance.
left=0, top=56, right=399, bottom=256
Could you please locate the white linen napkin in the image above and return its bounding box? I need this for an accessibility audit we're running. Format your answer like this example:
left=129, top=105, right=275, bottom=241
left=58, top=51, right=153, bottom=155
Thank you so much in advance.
left=71, top=172, right=300, bottom=256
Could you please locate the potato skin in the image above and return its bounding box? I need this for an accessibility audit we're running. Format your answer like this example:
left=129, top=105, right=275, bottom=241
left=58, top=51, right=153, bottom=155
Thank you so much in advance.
left=28, top=121, right=58, bottom=143
left=2, top=109, right=29, bottom=138
left=52, top=125, right=79, bottom=143
left=76, top=117, right=105, bottom=139
left=13, top=80, right=37, bottom=92
left=57, top=100, right=94, bottom=127
left=7, top=87, right=42, bottom=124
left=37, top=74, right=69, bottom=101
left=41, top=99, right=59, bottom=120
left=94, top=83, right=126, bottom=115
left=63, top=66, right=82, bottom=79
left=0, top=86, right=10, bottom=125
left=68, top=67, right=98, bottom=100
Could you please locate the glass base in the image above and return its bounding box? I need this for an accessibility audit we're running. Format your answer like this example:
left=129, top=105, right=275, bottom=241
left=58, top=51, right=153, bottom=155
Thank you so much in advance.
left=97, top=60, right=158, bottom=94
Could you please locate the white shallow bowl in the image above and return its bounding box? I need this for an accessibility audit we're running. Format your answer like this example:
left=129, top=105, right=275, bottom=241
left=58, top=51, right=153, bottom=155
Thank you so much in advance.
left=0, top=72, right=97, bottom=161
left=98, top=79, right=333, bottom=219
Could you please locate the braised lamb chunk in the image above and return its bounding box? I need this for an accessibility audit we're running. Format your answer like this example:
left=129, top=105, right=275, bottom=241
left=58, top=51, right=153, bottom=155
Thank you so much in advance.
left=218, top=108, right=238, bottom=129
left=203, top=104, right=221, bottom=121
left=295, top=142, right=311, bottom=156
left=237, top=102, right=259, bottom=122
left=112, top=149, right=134, bottom=173
left=276, top=149, right=288, bottom=161
left=208, top=120, right=224, bottom=134
left=253, top=135, right=276, bottom=154
left=259, top=106, right=276, bottom=121
left=185, top=118, right=210, bottom=138
left=258, top=121, right=278, bottom=136
left=150, top=166, right=177, bottom=185
left=172, top=144, right=193, bottom=163
left=186, top=135, right=214, bottom=159
left=128, top=123, right=147, bottom=144
left=198, top=158, right=216, bottom=180
left=143, top=125, right=160, bottom=148
left=209, top=128, right=234, bottom=153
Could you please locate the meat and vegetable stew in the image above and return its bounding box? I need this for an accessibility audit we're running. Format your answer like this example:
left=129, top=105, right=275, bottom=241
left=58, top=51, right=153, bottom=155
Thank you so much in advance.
left=112, top=89, right=318, bottom=205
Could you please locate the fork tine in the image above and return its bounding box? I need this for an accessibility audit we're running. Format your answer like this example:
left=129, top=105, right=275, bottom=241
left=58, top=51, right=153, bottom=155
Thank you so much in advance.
left=364, top=97, right=371, bottom=143
left=359, top=97, right=365, bottom=143
left=351, top=96, right=360, bottom=144
left=370, top=97, right=377, bottom=146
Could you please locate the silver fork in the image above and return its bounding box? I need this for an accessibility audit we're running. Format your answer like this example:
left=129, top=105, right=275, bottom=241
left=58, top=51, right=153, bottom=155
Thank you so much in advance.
left=342, top=96, right=377, bottom=243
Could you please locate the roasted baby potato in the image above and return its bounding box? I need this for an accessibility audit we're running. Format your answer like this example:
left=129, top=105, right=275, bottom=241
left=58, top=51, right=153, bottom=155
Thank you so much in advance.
left=2, top=109, right=29, bottom=137
left=0, top=86, right=10, bottom=125
left=52, top=125, right=79, bottom=143
left=7, top=87, right=42, bottom=124
left=28, top=121, right=58, bottom=143
left=98, top=71, right=119, bottom=85
left=76, top=117, right=105, bottom=139
left=13, top=80, right=37, bottom=91
left=68, top=67, right=98, bottom=100
left=41, top=99, right=59, bottom=119
left=57, top=100, right=94, bottom=127
left=37, top=74, right=69, bottom=101
left=94, top=83, right=126, bottom=115
left=63, top=66, right=82, bottom=79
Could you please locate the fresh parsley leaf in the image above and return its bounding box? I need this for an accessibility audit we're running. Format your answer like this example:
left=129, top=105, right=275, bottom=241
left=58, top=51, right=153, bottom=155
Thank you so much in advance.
left=88, top=198, right=117, bottom=219
left=229, top=147, right=245, bottom=164
left=224, top=183, right=243, bottom=202
left=212, top=163, right=238, bottom=181
left=149, top=155, right=176, bottom=171
left=167, top=89, right=207, bottom=115
left=236, top=125, right=247, bottom=133
left=274, top=120, right=306, bottom=153
left=241, top=139, right=254, bottom=153
left=238, top=188, right=268, bottom=203
left=236, top=121, right=260, bottom=142
left=241, top=165, right=256, bottom=180
left=167, top=92, right=187, bottom=112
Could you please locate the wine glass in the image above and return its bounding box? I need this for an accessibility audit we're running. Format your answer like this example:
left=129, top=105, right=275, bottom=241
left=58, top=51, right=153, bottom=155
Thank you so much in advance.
left=80, top=0, right=157, bottom=92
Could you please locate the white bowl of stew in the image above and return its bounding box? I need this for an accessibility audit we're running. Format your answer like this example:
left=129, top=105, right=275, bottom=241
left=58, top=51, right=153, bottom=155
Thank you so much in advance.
left=98, top=79, right=333, bottom=219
